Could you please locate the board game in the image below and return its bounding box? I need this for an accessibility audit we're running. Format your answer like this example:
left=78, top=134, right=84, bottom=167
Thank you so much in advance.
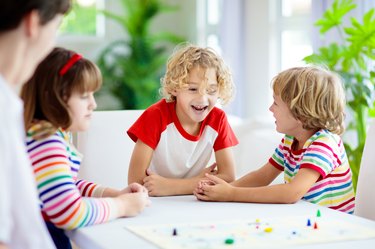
left=126, top=211, right=375, bottom=248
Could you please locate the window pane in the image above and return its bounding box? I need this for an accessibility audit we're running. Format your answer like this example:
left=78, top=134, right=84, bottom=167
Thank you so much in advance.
left=207, top=0, right=220, bottom=25
left=281, top=30, right=312, bottom=69
left=59, top=0, right=101, bottom=36
left=282, top=0, right=311, bottom=17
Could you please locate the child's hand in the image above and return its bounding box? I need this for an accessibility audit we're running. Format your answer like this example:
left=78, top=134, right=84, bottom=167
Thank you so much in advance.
left=143, top=169, right=171, bottom=196
left=115, top=192, right=150, bottom=217
left=197, top=163, right=218, bottom=178
left=194, top=179, right=215, bottom=195
left=120, top=183, right=148, bottom=194
left=194, top=174, right=234, bottom=202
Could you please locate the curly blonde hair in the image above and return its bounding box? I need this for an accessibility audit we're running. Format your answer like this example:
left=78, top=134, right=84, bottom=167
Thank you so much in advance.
left=160, top=43, right=234, bottom=105
left=272, top=66, right=346, bottom=135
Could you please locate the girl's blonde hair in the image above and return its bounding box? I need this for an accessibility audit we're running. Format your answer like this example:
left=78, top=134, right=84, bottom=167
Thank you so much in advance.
left=160, top=43, right=234, bottom=105
left=272, top=66, right=346, bottom=135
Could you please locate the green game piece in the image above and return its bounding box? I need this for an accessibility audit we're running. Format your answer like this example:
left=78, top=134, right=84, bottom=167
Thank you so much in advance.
left=224, top=238, right=235, bottom=244
left=317, top=209, right=321, bottom=217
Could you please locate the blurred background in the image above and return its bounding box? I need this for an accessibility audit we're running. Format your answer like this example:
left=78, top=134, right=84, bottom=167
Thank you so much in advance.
left=58, top=0, right=375, bottom=189
left=56, top=0, right=372, bottom=115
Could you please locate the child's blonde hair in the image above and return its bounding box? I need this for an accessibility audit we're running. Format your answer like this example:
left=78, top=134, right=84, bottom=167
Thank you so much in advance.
left=272, top=66, right=345, bottom=135
left=160, top=43, right=234, bottom=105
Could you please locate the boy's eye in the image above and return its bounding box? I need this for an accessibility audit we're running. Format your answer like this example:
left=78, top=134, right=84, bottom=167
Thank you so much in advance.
left=189, top=88, right=198, bottom=92
left=207, top=88, right=218, bottom=95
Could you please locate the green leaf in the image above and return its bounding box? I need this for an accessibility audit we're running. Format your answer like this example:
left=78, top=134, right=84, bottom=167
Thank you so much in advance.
left=315, top=0, right=356, bottom=34
left=307, top=0, right=375, bottom=192
left=97, top=0, right=186, bottom=110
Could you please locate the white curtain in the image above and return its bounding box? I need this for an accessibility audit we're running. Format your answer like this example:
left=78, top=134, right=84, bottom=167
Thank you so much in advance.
left=219, top=0, right=246, bottom=117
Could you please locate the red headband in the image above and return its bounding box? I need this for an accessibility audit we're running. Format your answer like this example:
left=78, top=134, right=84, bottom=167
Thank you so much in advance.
left=59, top=53, right=83, bottom=76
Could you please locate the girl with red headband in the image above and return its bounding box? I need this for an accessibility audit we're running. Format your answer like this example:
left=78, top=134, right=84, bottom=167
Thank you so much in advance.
left=21, top=47, right=150, bottom=249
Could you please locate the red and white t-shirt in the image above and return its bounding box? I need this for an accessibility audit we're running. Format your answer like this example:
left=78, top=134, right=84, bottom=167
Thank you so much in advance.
left=127, top=99, right=238, bottom=178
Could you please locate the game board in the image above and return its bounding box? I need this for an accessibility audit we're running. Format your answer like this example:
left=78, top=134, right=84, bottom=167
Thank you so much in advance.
left=126, top=211, right=375, bottom=248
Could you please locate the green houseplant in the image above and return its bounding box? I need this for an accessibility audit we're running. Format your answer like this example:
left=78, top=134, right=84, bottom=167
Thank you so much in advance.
left=97, top=0, right=185, bottom=109
left=303, top=0, right=375, bottom=190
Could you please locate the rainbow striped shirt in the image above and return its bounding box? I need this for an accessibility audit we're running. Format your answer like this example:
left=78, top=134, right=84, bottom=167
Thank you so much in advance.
left=26, top=129, right=118, bottom=230
left=269, top=129, right=355, bottom=213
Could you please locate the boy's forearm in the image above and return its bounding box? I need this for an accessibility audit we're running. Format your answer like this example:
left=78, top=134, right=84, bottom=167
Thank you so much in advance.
left=232, top=184, right=301, bottom=204
left=215, top=172, right=235, bottom=183
left=166, top=173, right=233, bottom=195
left=162, top=177, right=201, bottom=195
left=128, top=171, right=147, bottom=185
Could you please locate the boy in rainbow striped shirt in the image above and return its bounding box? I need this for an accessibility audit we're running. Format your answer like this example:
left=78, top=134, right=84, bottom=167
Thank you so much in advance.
left=21, top=47, right=150, bottom=249
left=194, top=66, right=355, bottom=214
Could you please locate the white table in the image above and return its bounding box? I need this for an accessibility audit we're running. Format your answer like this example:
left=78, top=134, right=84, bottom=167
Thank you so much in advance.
left=68, top=195, right=375, bottom=249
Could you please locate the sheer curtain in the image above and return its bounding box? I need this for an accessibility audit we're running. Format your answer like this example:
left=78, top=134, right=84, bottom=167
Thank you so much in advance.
left=219, top=0, right=246, bottom=117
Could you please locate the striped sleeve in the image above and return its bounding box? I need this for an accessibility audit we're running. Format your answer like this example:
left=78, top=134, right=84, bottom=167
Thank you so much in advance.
left=76, top=179, right=106, bottom=198
left=269, top=137, right=287, bottom=171
left=299, top=137, right=341, bottom=178
left=299, top=133, right=355, bottom=213
left=27, top=134, right=118, bottom=230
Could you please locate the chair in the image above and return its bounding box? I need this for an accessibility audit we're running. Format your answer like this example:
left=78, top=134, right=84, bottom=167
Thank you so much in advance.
left=354, top=119, right=375, bottom=220
left=76, top=110, right=143, bottom=189
left=230, top=118, right=282, bottom=180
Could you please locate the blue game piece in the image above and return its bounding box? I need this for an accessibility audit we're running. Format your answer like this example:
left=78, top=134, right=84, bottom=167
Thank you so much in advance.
left=307, top=219, right=311, bottom=226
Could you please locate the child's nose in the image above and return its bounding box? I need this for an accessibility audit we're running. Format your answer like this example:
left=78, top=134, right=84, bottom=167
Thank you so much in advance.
left=197, top=91, right=209, bottom=101
left=89, top=95, right=97, bottom=110
left=198, top=88, right=209, bottom=97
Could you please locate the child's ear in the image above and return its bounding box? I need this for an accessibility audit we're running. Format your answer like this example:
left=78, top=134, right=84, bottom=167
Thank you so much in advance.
left=23, top=10, right=41, bottom=38
left=170, top=89, right=178, bottom=96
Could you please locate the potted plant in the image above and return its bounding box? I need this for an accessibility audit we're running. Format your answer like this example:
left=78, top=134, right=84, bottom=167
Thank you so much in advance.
left=303, top=0, right=375, bottom=190
left=97, top=0, right=185, bottom=109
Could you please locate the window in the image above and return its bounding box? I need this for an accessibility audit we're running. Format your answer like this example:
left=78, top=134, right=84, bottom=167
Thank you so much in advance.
left=279, top=0, right=313, bottom=69
left=59, top=0, right=104, bottom=37
left=196, top=0, right=222, bottom=53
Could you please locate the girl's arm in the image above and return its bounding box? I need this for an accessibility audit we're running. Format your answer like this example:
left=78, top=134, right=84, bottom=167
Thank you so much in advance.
left=195, top=167, right=320, bottom=204
left=128, top=139, right=154, bottom=185
left=31, top=149, right=116, bottom=229
left=28, top=135, right=140, bottom=230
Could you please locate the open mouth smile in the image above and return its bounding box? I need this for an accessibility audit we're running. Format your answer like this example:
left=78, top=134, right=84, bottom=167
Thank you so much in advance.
left=191, top=105, right=208, bottom=112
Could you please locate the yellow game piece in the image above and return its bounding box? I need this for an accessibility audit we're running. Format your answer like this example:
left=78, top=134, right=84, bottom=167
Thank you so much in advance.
left=264, top=227, right=273, bottom=233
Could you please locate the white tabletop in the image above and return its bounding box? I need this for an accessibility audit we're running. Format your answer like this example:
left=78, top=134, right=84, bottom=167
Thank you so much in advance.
left=67, top=195, right=375, bottom=249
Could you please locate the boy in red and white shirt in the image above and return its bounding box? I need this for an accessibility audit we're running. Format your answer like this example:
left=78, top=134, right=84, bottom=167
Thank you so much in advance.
left=128, top=44, right=238, bottom=196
